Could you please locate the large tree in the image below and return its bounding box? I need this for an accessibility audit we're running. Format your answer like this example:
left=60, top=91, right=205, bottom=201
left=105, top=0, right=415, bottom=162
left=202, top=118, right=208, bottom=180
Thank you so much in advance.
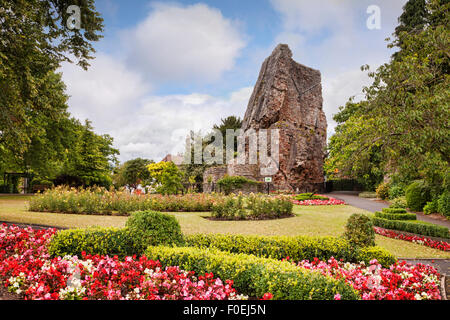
left=113, top=158, right=154, bottom=190
left=325, top=100, right=384, bottom=191
left=0, top=0, right=103, bottom=168
left=56, top=120, right=119, bottom=187
left=327, top=0, right=449, bottom=190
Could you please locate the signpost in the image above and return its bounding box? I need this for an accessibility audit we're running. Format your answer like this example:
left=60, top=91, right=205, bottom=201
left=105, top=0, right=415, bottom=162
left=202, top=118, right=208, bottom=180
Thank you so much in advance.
left=264, top=177, right=272, bottom=194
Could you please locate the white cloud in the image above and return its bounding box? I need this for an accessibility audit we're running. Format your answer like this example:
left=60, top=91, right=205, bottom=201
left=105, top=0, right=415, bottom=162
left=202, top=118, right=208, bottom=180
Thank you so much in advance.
left=59, top=2, right=251, bottom=163
left=61, top=54, right=150, bottom=127
left=62, top=53, right=253, bottom=162
left=122, top=2, right=246, bottom=83
left=111, top=88, right=253, bottom=162
left=322, top=69, right=372, bottom=139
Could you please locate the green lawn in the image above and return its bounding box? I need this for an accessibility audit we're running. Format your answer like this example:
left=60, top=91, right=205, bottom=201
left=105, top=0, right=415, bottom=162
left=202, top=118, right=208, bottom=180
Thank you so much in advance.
left=1, top=195, right=449, bottom=259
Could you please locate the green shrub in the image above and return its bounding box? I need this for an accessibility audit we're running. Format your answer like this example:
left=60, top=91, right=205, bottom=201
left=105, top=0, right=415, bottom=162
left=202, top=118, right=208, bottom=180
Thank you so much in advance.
left=381, top=208, right=407, bottom=214
left=374, top=211, right=416, bottom=221
left=144, top=246, right=360, bottom=300
left=437, top=191, right=450, bottom=218
left=405, top=180, right=431, bottom=212
left=126, top=210, right=184, bottom=248
left=375, top=183, right=390, bottom=200
left=423, top=199, right=439, bottom=215
left=343, top=214, right=375, bottom=247
left=372, top=217, right=450, bottom=238
left=48, top=227, right=141, bottom=257
left=357, top=246, right=397, bottom=267
left=388, top=185, right=405, bottom=200
left=389, top=197, right=407, bottom=209
left=216, top=175, right=261, bottom=195
left=184, top=233, right=396, bottom=267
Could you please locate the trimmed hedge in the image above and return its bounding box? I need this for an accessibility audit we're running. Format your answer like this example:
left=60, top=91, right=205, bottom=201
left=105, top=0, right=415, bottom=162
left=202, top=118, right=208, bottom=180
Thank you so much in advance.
left=48, top=228, right=397, bottom=268
left=357, top=247, right=398, bottom=266
left=381, top=208, right=407, bottom=214
left=184, top=233, right=397, bottom=267
left=144, top=246, right=360, bottom=300
left=374, top=211, right=417, bottom=221
left=372, top=217, right=450, bottom=239
left=48, top=227, right=143, bottom=258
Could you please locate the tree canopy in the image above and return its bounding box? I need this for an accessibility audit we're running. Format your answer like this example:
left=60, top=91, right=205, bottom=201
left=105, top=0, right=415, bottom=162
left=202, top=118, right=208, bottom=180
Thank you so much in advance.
left=113, top=158, right=154, bottom=190
left=0, top=0, right=116, bottom=190
left=326, top=0, right=449, bottom=191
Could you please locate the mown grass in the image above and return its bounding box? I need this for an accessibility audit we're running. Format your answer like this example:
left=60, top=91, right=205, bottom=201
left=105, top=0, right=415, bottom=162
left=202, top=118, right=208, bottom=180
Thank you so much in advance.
left=0, top=195, right=448, bottom=259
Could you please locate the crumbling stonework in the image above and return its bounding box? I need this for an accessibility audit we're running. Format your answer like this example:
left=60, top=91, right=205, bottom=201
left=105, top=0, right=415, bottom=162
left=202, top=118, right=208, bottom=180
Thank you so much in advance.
left=242, top=44, right=327, bottom=192
left=203, top=44, right=327, bottom=193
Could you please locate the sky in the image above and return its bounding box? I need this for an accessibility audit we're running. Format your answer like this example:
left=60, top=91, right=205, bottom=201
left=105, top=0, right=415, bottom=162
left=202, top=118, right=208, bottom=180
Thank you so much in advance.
left=60, top=0, right=408, bottom=163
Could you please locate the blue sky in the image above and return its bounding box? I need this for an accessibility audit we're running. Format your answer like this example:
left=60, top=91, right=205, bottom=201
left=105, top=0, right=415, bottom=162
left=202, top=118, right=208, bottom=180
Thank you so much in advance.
left=60, top=0, right=407, bottom=162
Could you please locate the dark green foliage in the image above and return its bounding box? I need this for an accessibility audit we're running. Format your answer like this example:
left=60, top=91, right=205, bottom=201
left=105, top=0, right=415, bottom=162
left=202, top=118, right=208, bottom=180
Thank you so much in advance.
left=375, top=211, right=417, bottom=221
left=437, top=191, right=450, bottom=218
left=343, top=214, right=376, bottom=247
left=405, top=180, right=431, bottom=211
left=216, top=175, right=260, bottom=194
left=48, top=227, right=141, bottom=258
left=395, top=0, right=428, bottom=36
left=126, top=210, right=184, bottom=247
left=0, top=0, right=105, bottom=179
left=372, top=217, right=450, bottom=238
left=113, top=158, right=154, bottom=189
left=56, top=120, right=118, bottom=188
left=145, top=246, right=360, bottom=300
left=324, top=1, right=449, bottom=197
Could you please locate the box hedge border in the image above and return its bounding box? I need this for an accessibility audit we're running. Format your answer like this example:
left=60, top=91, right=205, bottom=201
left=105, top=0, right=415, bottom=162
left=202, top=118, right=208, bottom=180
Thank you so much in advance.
left=184, top=233, right=397, bottom=267
left=374, top=211, right=417, bottom=221
left=372, top=217, right=449, bottom=239
left=144, top=246, right=360, bottom=300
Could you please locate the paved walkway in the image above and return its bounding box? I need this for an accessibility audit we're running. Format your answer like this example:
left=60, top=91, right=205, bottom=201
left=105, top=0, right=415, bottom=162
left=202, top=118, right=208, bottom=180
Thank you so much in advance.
left=328, top=191, right=450, bottom=228
left=327, top=191, right=450, bottom=284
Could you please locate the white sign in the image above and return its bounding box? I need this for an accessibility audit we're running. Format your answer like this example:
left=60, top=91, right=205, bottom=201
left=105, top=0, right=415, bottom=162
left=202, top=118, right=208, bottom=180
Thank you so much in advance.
left=264, top=177, right=272, bottom=183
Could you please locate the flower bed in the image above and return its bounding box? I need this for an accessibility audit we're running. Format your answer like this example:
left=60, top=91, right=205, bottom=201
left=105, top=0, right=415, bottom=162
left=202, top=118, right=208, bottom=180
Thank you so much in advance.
left=374, top=226, right=450, bottom=252
left=29, top=186, right=219, bottom=214
left=292, top=194, right=345, bottom=206
left=293, top=257, right=442, bottom=300
left=0, top=224, right=242, bottom=300
left=210, top=193, right=294, bottom=220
